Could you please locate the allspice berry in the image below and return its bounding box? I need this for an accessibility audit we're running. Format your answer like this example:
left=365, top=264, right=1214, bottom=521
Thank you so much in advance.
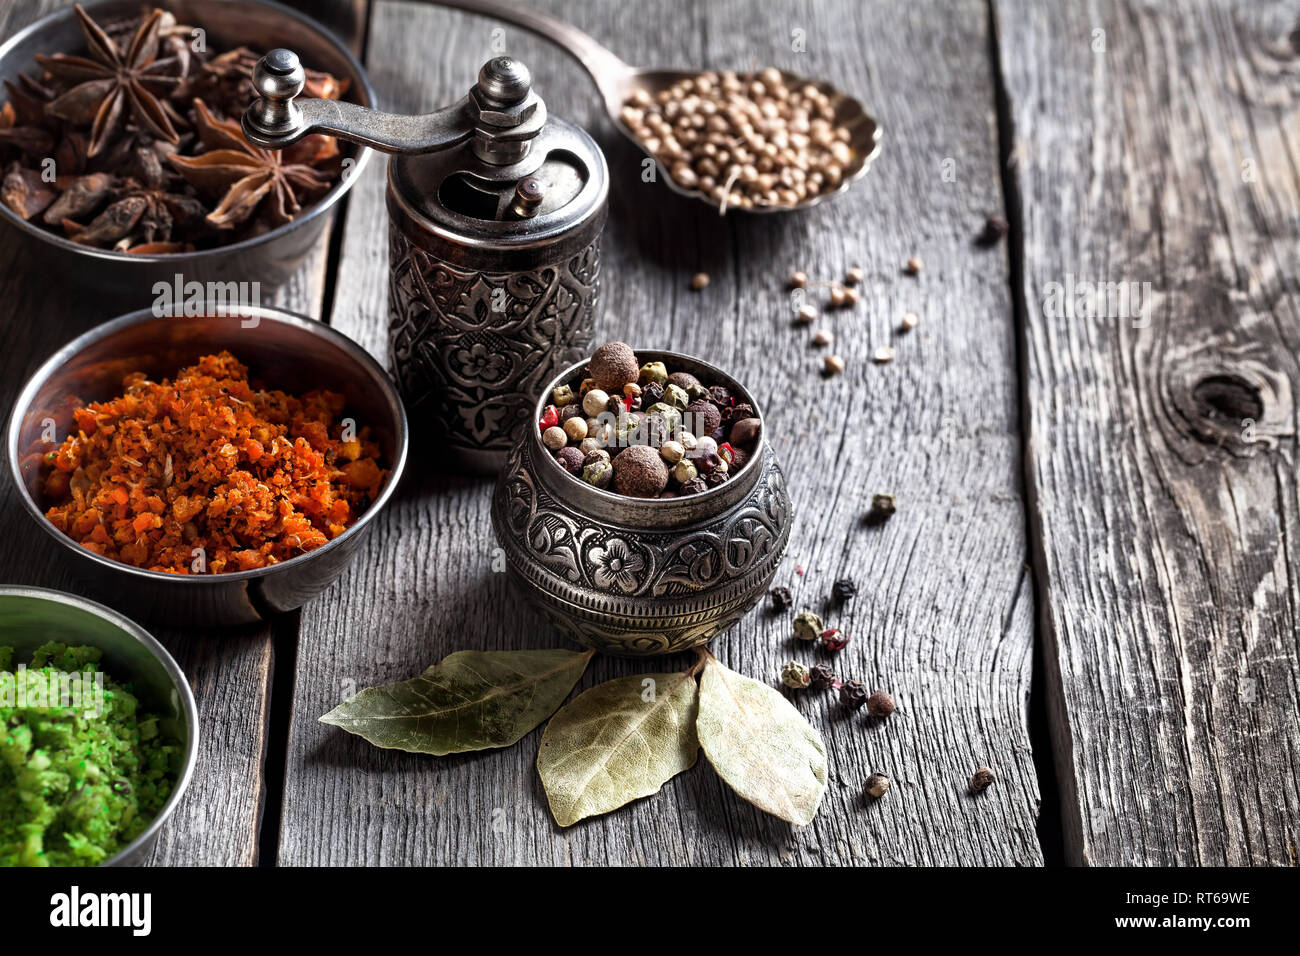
left=729, top=416, right=761, bottom=448
left=824, top=354, right=846, bottom=374
left=685, top=399, right=721, bottom=437
left=612, top=444, right=669, bottom=498
left=866, top=691, right=895, bottom=718
left=864, top=772, right=891, bottom=799
left=588, top=342, right=640, bottom=392
left=970, top=767, right=996, bottom=794
left=556, top=446, right=585, bottom=474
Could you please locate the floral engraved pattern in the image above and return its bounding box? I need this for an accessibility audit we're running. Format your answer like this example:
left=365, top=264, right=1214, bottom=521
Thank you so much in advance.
left=587, top=538, right=647, bottom=593
left=388, top=223, right=599, bottom=457
left=491, top=441, right=793, bottom=655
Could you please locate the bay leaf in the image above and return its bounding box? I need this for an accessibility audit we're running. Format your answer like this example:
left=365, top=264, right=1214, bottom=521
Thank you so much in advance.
left=319, top=648, right=593, bottom=755
left=537, top=671, right=700, bottom=826
left=697, top=651, right=827, bottom=825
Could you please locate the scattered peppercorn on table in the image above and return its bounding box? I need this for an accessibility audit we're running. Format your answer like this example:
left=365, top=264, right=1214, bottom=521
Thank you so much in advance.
left=0, top=0, right=1293, bottom=867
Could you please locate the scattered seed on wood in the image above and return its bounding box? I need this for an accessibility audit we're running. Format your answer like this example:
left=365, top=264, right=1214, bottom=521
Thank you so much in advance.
left=978, top=214, right=1010, bottom=245
left=789, top=270, right=808, bottom=288
left=900, top=311, right=919, bottom=331
left=845, top=266, right=864, bottom=285
left=690, top=272, right=710, bottom=290
left=829, top=285, right=847, bottom=308
left=824, top=354, right=845, bottom=374
left=970, top=767, right=996, bottom=794
left=871, top=492, right=897, bottom=516
left=865, top=772, right=891, bottom=798
left=769, top=586, right=793, bottom=611
left=905, top=256, right=923, bottom=275
left=866, top=690, right=895, bottom=718
left=873, top=346, right=895, bottom=364
left=797, top=303, right=818, bottom=323
left=831, top=578, right=857, bottom=602
left=843, top=287, right=859, bottom=306
left=812, top=328, right=833, bottom=346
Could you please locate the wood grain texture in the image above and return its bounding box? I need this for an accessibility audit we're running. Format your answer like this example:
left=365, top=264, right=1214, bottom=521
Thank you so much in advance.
left=279, top=0, right=1041, bottom=865
left=0, top=0, right=334, bottom=866
left=995, top=0, right=1300, bottom=864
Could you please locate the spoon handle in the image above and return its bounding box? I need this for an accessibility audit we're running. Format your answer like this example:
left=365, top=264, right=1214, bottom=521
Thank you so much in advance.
left=417, top=0, right=633, bottom=102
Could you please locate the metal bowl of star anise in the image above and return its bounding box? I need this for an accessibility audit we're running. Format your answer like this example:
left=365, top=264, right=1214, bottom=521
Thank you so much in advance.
left=0, top=0, right=374, bottom=299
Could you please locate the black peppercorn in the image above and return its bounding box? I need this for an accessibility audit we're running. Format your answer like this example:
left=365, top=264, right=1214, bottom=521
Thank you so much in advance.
left=839, top=679, right=869, bottom=709
left=729, top=402, right=755, bottom=422
left=809, top=663, right=837, bottom=691
left=708, top=385, right=734, bottom=408
left=769, top=586, right=793, bottom=611
left=704, top=470, right=729, bottom=487
left=970, top=767, right=996, bottom=794
left=866, top=690, right=895, bottom=717
left=977, top=215, right=1009, bottom=246
left=679, top=476, right=708, bottom=496
left=642, top=382, right=665, bottom=406
left=560, top=403, right=583, bottom=422
left=832, top=578, right=857, bottom=602
left=864, top=772, right=890, bottom=799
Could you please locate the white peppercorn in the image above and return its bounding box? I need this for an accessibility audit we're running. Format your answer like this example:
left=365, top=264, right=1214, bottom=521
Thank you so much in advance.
left=542, top=426, right=568, bottom=452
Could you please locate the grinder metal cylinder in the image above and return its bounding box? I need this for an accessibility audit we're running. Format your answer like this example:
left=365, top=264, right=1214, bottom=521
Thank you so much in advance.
left=245, top=51, right=608, bottom=473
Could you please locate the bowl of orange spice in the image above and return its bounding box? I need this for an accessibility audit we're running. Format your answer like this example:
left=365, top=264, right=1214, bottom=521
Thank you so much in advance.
left=7, top=306, right=408, bottom=626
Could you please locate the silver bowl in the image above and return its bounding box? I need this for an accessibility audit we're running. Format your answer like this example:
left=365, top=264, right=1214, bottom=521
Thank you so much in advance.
left=0, top=586, right=199, bottom=866
left=0, top=0, right=375, bottom=300
left=6, top=306, right=409, bottom=628
left=491, top=350, right=793, bottom=656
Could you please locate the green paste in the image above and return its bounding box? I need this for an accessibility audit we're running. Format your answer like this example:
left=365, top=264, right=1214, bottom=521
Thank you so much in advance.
left=0, top=643, right=180, bottom=866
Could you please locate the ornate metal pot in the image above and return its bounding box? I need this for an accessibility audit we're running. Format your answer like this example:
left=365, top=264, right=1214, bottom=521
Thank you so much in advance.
left=244, top=51, right=607, bottom=472
left=491, top=351, right=793, bottom=656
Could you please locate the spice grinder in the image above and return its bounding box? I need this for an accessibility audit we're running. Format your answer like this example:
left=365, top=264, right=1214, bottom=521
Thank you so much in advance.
left=243, top=50, right=608, bottom=473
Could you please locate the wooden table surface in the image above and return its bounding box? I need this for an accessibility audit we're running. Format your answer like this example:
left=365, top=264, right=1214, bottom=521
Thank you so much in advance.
left=1, top=0, right=1295, bottom=867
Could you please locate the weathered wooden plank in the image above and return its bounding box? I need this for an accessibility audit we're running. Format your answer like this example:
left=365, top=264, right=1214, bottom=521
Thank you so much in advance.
left=0, top=0, right=334, bottom=866
left=995, top=0, right=1300, bottom=864
left=279, top=0, right=1040, bottom=865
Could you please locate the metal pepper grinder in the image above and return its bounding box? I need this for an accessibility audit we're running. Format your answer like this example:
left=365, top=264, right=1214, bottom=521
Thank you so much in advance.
left=243, top=50, right=608, bottom=473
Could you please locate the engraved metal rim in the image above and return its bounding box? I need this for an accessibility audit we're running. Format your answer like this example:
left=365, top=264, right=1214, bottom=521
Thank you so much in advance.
left=616, top=69, right=883, bottom=214
left=529, top=348, right=767, bottom=507
left=5, top=305, right=410, bottom=586
left=0, top=586, right=200, bottom=867
left=0, top=0, right=376, bottom=264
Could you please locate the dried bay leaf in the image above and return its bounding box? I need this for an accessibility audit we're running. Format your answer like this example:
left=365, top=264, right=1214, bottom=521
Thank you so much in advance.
left=538, top=672, right=700, bottom=826
left=697, top=651, right=827, bottom=825
left=320, top=648, right=594, bottom=755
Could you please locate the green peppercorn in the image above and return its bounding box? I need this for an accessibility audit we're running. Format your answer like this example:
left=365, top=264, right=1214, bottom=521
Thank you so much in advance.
left=552, top=383, right=576, bottom=406
left=638, top=361, right=668, bottom=386
left=671, top=459, right=698, bottom=484
left=793, top=610, right=823, bottom=641
left=645, top=402, right=681, bottom=438
left=582, top=458, right=613, bottom=488
left=664, top=383, right=690, bottom=410
left=781, top=660, right=811, bottom=689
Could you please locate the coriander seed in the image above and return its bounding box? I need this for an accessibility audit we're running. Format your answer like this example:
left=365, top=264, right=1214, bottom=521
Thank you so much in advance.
left=864, top=772, right=891, bottom=799
left=873, top=346, right=894, bottom=364
left=812, top=329, right=833, bottom=346
left=829, top=285, right=847, bottom=308
left=843, top=287, right=859, bottom=306
left=691, top=272, right=710, bottom=290
left=970, top=767, right=996, bottom=794
left=845, top=266, right=864, bottom=285
left=789, top=270, right=808, bottom=289
left=900, top=311, right=919, bottom=331
left=905, top=256, right=923, bottom=275
left=824, top=354, right=845, bottom=374
left=797, top=303, right=818, bottom=323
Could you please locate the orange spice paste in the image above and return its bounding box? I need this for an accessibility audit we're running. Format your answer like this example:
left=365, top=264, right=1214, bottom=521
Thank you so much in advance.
left=41, top=351, right=386, bottom=574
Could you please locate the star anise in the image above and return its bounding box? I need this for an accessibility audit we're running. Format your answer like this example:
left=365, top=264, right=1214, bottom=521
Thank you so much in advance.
left=35, top=5, right=182, bottom=157
left=176, top=47, right=349, bottom=118
left=64, top=145, right=206, bottom=251
left=168, top=99, right=335, bottom=230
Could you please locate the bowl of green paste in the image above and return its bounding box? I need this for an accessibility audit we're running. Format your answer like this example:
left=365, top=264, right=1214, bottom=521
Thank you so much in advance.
left=0, top=587, right=198, bottom=866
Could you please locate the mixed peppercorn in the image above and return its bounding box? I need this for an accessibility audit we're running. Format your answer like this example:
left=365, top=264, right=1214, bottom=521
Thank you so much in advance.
left=540, top=342, right=761, bottom=499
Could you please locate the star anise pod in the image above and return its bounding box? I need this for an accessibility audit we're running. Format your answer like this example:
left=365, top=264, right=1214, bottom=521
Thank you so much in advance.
left=168, top=99, right=334, bottom=230
left=1, top=161, right=57, bottom=220
left=176, top=46, right=348, bottom=118
left=65, top=146, right=205, bottom=250
left=36, top=5, right=182, bottom=157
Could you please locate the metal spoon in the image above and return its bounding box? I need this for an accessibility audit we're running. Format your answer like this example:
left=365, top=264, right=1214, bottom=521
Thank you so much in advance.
left=416, top=0, right=882, bottom=213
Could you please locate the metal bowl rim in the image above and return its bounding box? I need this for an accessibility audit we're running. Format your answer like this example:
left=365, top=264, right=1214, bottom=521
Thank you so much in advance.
left=0, top=0, right=376, bottom=264
left=0, top=584, right=200, bottom=867
left=529, top=347, right=767, bottom=507
left=5, top=304, right=410, bottom=586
